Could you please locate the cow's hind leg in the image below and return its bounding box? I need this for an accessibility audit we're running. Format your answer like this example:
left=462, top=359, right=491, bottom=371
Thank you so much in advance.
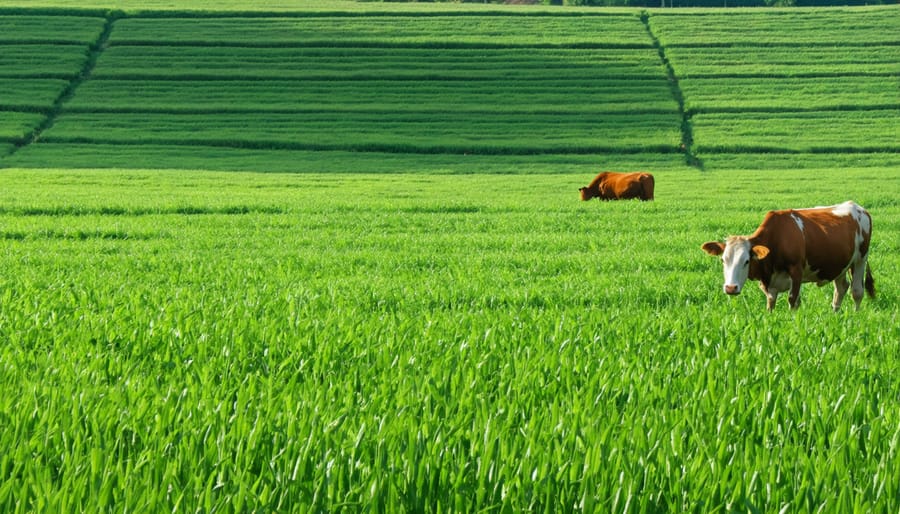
left=850, top=258, right=868, bottom=310
left=832, top=273, right=849, bottom=312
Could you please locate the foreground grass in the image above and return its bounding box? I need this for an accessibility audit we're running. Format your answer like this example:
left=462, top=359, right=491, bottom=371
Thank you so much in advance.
left=1, top=167, right=898, bottom=512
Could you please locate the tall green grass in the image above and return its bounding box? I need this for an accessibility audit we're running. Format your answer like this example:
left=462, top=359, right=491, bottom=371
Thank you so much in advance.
left=0, top=167, right=898, bottom=512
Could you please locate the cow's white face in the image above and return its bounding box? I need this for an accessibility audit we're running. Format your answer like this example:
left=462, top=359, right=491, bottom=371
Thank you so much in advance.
left=701, top=237, right=770, bottom=296
left=720, top=239, right=753, bottom=295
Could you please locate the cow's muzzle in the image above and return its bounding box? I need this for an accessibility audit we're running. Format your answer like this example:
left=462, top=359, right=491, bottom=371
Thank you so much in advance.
left=724, top=284, right=741, bottom=295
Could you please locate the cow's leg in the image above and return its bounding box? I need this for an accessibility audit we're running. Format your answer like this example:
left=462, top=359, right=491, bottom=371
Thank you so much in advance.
left=832, top=273, right=849, bottom=312
left=760, top=282, right=778, bottom=311
left=849, top=259, right=868, bottom=310
left=788, top=269, right=802, bottom=310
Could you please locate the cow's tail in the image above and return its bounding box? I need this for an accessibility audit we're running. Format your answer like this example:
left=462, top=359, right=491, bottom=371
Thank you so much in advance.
left=641, top=174, right=655, bottom=201
left=865, top=263, right=875, bottom=298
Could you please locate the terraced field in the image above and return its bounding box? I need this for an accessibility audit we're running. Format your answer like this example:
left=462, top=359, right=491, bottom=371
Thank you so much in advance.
left=2, top=8, right=898, bottom=172
left=2, top=7, right=897, bottom=172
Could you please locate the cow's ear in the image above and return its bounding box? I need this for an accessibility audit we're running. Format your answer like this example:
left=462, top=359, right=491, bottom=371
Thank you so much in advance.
left=701, top=241, right=725, bottom=256
left=751, top=245, right=770, bottom=260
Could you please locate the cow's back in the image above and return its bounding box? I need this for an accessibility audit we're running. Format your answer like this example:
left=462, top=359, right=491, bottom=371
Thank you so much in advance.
left=757, top=204, right=867, bottom=283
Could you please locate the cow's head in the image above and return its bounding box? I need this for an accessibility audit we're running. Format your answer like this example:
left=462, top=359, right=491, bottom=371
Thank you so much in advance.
left=579, top=187, right=594, bottom=201
left=701, top=237, right=770, bottom=295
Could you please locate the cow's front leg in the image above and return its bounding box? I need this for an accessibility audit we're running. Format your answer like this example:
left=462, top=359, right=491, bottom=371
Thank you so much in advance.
left=760, top=282, right=778, bottom=311
left=788, top=269, right=803, bottom=310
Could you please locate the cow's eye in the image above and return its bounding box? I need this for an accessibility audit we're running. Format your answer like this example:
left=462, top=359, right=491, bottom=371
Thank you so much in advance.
left=744, top=259, right=750, bottom=266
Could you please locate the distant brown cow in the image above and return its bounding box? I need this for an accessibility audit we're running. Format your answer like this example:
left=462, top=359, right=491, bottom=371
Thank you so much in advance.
left=579, top=172, right=654, bottom=201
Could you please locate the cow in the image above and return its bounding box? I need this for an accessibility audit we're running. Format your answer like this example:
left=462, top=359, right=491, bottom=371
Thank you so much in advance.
left=579, top=171, right=654, bottom=201
left=701, top=201, right=875, bottom=312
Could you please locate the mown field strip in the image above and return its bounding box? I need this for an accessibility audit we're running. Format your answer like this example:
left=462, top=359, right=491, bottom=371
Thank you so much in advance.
left=696, top=152, right=900, bottom=170
left=692, top=110, right=900, bottom=153
left=0, top=78, right=70, bottom=110
left=90, top=46, right=666, bottom=80
left=43, top=111, right=683, bottom=154
left=680, top=76, right=900, bottom=113
left=66, top=78, right=678, bottom=114
left=0, top=14, right=106, bottom=44
left=664, top=45, right=900, bottom=78
left=0, top=111, right=45, bottom=142
left=648, top=9, right=900, bottom=46
left=109, top=14, right=653, bottom=47
left=5, top=143, right=694, bottom=173
left=0, top=44, right=89, bottom=78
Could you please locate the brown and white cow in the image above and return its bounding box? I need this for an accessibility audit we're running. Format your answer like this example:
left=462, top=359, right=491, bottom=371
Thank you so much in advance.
left=579, top=171, right=654, bottom=201
left=701, top=201, right=875, bottom=311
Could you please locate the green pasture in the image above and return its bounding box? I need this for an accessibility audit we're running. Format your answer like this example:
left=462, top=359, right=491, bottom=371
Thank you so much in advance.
left=1, top=167, right=899, bottom=512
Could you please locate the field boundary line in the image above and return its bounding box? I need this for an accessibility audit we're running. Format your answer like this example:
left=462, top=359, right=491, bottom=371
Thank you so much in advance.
left=641, top=11, right=699, bottom=170
left=686, top=104, right=900, bottom=116
left=106, top=41, right=655, bottom=50
left=7, top=14, right=118, bottom=157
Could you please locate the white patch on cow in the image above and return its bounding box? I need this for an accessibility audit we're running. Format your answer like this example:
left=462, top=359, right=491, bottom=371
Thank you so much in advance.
left=831, top=201, right=854, bottom=218
left=768, top=271, right=792, bottom=295
left=791, top=213, right=805, bottom=233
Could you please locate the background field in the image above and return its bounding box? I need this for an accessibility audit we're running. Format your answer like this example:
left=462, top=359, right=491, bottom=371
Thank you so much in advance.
left=0, top=2, right=899, bottom=512
left=1, top=5, right=897, bottom=171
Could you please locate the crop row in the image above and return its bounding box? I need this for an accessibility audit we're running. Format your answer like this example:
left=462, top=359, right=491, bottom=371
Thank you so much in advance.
left=665, top=45, right=900, bottom=78
left=648, top=9, right=899, bottom=46
left=0, top=44, right=89, bottom=78
left=0, top=78, right=70, bottom=111
left=0, top=111, right=43, bottom=143
left=680, top=76, right=899, bottom=113
left=109, top=14, right=653, bottom=47
left=691, top=110, right=900, bottom=154
left=5, top=143, right=692, bottom=173
left=89, top=46, right=667, bottom=80
left=43, top=111, right=684, bottom=154
left=61, top=78, right=678, bottom=114
left=0, top=14, right=105, bottom=44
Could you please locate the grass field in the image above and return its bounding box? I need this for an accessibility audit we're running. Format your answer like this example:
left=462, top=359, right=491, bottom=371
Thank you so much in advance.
left=0, top=1, right=899, bottom=512
left=1, top=168, right=899, bottom=512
